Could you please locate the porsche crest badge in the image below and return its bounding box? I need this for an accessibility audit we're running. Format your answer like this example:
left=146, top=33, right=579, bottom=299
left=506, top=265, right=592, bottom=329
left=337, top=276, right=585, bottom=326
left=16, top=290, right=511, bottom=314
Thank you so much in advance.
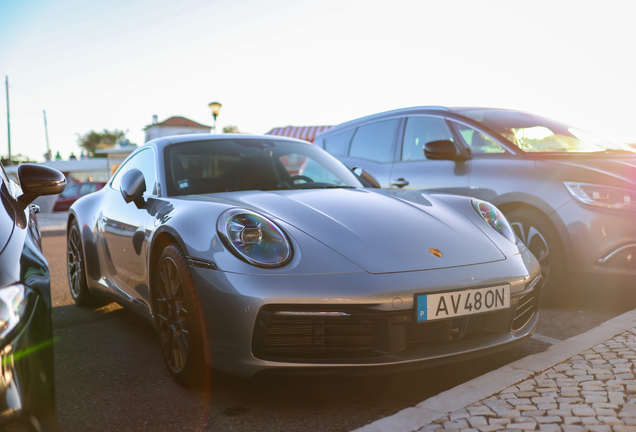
left=428, top=248, right=443, bottom=258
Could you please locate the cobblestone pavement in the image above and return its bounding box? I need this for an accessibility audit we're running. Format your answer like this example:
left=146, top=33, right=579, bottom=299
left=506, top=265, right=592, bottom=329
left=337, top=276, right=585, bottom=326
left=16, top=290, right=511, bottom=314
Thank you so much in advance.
left=421, top=328, right=636, bottom=432
left=354, top=311, right=636, bottom=432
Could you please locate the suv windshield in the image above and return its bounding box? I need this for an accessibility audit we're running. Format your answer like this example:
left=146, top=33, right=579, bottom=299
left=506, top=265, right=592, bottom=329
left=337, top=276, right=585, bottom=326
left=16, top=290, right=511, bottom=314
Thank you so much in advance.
left=457, top=109, right=636, bottom=154
left=166, top=139, right=362, bottom=196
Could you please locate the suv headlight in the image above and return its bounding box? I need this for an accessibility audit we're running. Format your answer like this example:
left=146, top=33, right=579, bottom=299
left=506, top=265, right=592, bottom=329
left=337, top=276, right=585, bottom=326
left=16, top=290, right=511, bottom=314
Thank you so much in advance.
left=0, top=284, right=28, bottom=341
left=471, top=199, right=516, bottom=244
left=564, top=181, right=636, bottom=211
left=217, top=209, right=292, bottom=268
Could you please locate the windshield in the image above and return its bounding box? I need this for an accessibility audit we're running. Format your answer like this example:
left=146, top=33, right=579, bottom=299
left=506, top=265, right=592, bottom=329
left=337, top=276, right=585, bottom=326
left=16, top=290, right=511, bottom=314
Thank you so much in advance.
left=166, top=138, right=363, bottom=196
left=457, top=109, right=636, bottom=154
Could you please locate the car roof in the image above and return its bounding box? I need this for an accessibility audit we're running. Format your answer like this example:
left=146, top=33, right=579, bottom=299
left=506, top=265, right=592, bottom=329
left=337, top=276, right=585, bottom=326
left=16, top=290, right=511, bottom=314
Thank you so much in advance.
left=139, top=133, right=317, bottom=154
left=315, top=106, right=529, bottom=139
left=324, top=106, right=450, bottom=133
left=163, top=133, right=314, bottom=145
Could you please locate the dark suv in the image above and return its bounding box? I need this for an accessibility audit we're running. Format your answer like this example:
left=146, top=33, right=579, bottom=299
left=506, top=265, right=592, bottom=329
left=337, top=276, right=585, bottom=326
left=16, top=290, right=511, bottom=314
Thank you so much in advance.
left=0, top=162, right=65, bottom=431
left=314, top=106, right=636, bottom=302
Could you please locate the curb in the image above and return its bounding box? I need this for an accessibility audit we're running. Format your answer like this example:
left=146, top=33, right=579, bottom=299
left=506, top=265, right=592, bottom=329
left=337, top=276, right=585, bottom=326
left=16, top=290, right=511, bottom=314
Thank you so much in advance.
left=353, top=308, right=636, bottom=432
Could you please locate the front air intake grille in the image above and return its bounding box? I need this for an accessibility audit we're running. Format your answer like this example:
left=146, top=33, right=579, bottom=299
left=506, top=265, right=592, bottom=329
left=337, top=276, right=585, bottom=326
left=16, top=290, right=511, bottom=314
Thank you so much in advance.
left=254, top=282, right=542, bottom=364
left=259, top=314, right=379, bottom=360
left=511, top=286, right=541, bottom=331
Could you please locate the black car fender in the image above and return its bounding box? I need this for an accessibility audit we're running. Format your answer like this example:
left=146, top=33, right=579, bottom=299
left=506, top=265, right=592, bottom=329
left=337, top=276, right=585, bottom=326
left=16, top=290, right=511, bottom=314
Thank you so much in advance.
left=68, top=193, right=103, bottom=286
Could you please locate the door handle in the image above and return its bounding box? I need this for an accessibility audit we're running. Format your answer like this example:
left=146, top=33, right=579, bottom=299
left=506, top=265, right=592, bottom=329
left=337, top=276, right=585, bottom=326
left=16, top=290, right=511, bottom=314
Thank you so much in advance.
left=392, top=178, right=410, bottom=188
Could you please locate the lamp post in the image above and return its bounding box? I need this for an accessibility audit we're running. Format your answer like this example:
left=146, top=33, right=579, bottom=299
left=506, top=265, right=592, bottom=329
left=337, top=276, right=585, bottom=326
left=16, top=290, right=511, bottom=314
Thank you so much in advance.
left=208, top=101, right=222, bottom=132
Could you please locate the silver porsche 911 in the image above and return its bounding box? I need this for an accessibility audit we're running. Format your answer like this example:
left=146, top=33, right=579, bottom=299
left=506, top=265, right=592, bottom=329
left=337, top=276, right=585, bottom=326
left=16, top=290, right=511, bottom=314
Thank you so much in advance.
left=67, top=134, right=541, bottom=385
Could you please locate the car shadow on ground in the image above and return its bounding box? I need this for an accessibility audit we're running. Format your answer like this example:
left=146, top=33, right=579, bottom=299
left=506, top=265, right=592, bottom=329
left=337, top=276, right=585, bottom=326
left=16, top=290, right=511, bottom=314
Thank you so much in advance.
left=51, top=282, right=634, bottom=431
left=52, top=300, right=552, bottom=431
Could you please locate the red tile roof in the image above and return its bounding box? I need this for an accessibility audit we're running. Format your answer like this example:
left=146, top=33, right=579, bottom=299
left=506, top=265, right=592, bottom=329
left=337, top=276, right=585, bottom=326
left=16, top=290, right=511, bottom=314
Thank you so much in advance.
left=265, top=125, right=332, bottom=143
left=146, top=116, right=212, bottom=129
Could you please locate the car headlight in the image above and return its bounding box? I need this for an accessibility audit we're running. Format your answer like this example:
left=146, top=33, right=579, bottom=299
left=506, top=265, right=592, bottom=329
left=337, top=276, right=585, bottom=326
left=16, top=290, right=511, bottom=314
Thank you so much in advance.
left=217, top=208, right=292, bottom=268
left=471, top=199, right=516, bottom=244
left=564, top=181, right=636, bottom=211
left=0, top=284, right=28, bottom=341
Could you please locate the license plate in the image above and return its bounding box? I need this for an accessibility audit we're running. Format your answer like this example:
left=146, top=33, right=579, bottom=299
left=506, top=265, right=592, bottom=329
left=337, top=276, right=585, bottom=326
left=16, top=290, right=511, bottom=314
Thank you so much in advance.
left=416, top=285, right=510, bottom=322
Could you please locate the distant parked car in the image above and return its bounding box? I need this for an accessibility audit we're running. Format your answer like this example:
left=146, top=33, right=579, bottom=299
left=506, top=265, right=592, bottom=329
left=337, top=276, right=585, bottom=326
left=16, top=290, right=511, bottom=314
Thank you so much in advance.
left=0, top=162, right=65, bottom=431
left=53, top=181, right=105, bottom=212
left=314, top=107, right=636, bottom=303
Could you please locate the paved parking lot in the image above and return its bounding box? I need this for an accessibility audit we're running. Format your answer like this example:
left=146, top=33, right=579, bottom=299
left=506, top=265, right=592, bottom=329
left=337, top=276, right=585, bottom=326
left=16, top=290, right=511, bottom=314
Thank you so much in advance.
left=43, top=234, right=636, bottom=431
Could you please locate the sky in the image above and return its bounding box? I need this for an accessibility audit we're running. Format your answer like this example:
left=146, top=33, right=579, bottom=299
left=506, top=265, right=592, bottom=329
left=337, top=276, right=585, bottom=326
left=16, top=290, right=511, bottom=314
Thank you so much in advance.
left=1, top=0, right=635, bottom=162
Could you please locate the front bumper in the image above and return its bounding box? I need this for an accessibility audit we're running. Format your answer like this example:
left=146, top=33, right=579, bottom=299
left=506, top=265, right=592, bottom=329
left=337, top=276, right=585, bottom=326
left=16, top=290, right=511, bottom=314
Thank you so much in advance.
left=190, top=249, right=541, bottom=377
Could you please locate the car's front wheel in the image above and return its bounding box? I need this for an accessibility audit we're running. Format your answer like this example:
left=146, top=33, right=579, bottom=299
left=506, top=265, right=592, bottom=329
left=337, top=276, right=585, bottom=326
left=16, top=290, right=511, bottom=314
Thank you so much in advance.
left=506, top=209, right=569, bottom=306
left=154, top=244, right=208, bottom=387
left=67, top=220, right=102, bottom=307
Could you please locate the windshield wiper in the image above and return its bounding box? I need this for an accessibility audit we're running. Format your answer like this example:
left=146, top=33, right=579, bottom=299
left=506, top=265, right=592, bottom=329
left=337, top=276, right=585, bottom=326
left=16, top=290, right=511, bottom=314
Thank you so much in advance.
left=292, top=184, right=357, bottom=190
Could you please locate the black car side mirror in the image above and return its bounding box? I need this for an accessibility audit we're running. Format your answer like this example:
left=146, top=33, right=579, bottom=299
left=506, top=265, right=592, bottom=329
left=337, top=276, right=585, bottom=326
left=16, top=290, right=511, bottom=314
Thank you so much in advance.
left=352, top=167, right=381, bottom=188
left=17, top=164, right=67, bottom=210
left=120, top=169, right=146, bottom=206
left=424, top=140, right=464, bottom=161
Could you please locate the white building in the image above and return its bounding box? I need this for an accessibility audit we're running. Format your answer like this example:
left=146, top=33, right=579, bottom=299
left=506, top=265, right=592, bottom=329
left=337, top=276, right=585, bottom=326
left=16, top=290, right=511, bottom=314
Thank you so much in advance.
left=144, top=116, right=212, bottom=142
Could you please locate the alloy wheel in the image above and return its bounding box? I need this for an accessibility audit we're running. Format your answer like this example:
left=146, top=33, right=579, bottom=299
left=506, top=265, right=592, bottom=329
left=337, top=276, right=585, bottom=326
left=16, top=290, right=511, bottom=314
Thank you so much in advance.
left=510, top=221, right=551, bottom=285
left=156, top=256, right=189, bottom=373
left=67, top=226, right=83, bottom=299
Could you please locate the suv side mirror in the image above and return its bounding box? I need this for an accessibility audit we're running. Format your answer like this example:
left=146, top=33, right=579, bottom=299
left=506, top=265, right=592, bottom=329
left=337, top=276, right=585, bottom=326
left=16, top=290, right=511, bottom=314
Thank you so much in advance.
left=424, top=140, right=464, bottom=161
left=352, top=167, right=381, bottom=188
left=120, top=169, right=146, bottom=206
left=17, top=164, right=67, bottom=209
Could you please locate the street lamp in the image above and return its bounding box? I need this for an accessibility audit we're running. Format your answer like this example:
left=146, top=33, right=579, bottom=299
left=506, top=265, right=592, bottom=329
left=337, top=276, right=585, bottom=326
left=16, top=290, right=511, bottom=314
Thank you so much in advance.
left=208, top=101, right=222, bottom=132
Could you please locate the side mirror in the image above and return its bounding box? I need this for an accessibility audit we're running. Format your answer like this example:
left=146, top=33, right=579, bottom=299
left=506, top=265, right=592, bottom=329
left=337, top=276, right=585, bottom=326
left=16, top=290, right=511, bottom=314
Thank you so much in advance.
left=17, top=164, right=67, bottom=209
left=352, top=167, right=381, bottom=188
left=120, top=169, right=146, bottom=205
left=424, top=140, right=463, bottom=161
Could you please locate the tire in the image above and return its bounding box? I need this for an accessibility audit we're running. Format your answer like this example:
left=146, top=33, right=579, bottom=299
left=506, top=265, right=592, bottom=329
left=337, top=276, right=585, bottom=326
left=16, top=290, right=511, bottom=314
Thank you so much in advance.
left=153, top=244, right=208, bottom=387
left=67, top=220, right=102, bottom=307
left=505, top=209, right=569, bottom=306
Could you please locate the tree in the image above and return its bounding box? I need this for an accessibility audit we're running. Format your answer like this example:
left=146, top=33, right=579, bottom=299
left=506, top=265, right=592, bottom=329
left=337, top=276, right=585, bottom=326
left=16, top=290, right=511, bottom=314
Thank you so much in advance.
left=76, top=129, right=127, bottom=158
left=222, top=125, right=240, bottom=134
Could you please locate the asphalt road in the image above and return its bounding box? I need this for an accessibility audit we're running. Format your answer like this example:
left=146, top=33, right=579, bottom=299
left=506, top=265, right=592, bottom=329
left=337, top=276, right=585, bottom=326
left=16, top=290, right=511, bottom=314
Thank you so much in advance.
left=43, top=235, right=636, bottom=432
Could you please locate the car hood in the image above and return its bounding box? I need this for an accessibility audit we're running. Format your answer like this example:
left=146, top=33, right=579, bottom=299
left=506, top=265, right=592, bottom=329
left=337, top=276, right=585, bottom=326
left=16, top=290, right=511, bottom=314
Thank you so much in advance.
left=223, top=188, right=505, bottom=274
left=535, top=155, right=636, bottom=188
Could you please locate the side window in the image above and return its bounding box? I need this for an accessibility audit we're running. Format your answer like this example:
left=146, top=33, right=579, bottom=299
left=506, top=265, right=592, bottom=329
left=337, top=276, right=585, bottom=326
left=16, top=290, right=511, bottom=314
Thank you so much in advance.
left=452, top=123, right=506, bottom=154
left=349, top=119, right=398, bottom=163
left=324, top=129, right=354, bottom=156
left=110, top=149, right=159, bottom=197
left=402, top=117, right=454, bottom=161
